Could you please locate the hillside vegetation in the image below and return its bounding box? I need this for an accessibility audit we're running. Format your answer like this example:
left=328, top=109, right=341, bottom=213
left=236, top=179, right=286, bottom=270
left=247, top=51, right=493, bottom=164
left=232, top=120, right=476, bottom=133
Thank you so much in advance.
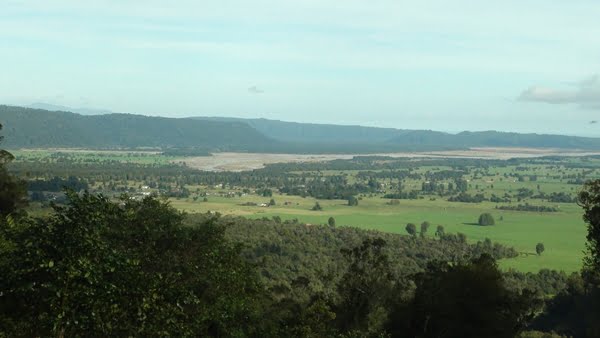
left=3, top=105, right=600, bottom=152
left=0, top=105, right=273, bottom=150
left=195, top=115, right=600, bottom=150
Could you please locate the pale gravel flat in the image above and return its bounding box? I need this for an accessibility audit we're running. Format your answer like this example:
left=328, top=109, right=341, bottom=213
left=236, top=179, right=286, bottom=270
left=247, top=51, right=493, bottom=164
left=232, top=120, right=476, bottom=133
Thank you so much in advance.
left=181, top=147, right=600, bottom=172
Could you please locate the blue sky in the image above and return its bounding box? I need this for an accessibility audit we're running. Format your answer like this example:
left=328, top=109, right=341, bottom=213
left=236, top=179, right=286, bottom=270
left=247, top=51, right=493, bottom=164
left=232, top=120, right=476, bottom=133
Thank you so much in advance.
left=1, top=1, right=599, bottom=136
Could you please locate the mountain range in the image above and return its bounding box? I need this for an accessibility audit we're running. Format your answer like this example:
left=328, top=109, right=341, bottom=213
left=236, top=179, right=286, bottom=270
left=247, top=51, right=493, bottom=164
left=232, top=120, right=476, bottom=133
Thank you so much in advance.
left=2, top=104, right=600, bottom=153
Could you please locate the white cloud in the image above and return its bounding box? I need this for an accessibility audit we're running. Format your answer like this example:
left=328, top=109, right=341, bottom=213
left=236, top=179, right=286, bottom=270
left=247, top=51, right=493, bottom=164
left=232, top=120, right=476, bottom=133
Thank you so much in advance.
left=519, top=87, right=579, bottom=104
left=519, top=75, right=600, bottom=108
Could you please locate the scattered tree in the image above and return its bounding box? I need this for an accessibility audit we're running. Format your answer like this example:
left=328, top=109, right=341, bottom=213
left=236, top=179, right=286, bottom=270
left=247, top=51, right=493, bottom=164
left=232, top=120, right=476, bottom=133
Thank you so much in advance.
left=536, top=243, right=545, bottom=256
left=405, top=223, right=417, bottom=237
left=435, top=225, right=445, bottom=237
left=328, top=217, right=336, bottom=227
left=478, top=213, right=496, bottom=226
left=259, top=188, right=273, bottom=197
left=312, top=202, right=322, bottom=211
left=420, top=221, right=430, bottom=238
left=347, top=196, right=359, bottom=206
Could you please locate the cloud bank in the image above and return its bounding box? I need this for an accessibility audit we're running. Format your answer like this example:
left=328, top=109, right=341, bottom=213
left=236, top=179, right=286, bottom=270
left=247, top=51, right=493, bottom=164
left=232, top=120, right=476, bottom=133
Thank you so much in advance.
left=519, top=75, right=600, bottom=109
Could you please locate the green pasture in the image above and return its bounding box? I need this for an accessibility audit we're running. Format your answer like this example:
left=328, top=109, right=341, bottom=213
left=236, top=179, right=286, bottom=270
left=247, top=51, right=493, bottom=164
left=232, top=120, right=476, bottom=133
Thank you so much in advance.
left=170, top=192, right=587, bottom=273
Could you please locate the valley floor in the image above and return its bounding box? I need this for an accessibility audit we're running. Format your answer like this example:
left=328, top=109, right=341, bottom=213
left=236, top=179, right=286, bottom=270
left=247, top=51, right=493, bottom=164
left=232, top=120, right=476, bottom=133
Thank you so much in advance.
left=170, top=193, right=586, bottom=273
left=181, top=147, right=600, bottom=171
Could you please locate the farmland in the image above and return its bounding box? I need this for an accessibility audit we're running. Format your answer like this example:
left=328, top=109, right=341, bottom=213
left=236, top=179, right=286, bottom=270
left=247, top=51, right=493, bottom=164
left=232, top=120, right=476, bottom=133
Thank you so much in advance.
left=9, top=147, right=598, bottom=273
left=171, top=193, right=586, bottom=273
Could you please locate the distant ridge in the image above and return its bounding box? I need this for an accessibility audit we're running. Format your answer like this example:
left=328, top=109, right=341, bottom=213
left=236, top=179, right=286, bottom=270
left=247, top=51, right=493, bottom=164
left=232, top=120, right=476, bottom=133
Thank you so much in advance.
left=193, top=116, right=401, bottom=144
left=192, top=116, right=600, bottom=151
left=388, top=130, right=600, bottom=149
left=0, top=105, right=274, bottom=151
left=27, top=102, right=117, bottom=116
left=2, top=105, right=600, bottom=152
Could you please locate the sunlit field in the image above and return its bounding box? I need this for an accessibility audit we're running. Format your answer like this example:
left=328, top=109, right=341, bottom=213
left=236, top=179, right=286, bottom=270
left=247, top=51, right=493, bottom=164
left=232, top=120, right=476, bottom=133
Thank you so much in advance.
left=170, top=191, right=587, bottom=273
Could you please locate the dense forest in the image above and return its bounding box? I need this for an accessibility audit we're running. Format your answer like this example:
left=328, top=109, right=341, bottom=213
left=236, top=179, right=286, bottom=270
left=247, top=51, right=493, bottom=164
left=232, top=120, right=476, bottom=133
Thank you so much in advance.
left=4, top=105, right=600, bottom=151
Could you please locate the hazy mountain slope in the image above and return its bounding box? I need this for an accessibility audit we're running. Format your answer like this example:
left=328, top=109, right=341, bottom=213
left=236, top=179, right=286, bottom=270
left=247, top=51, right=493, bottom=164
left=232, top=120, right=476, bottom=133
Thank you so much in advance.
left=194, top=116, right=600, bottom=150
left=0, top=105, right=274, bottom=150
left=454, top=131, right=600, bottom=149
left=387, top=130, right=600, bottom=149
left=27, top=103, right=116, bottom=116
left=3, top=105, right=600, bottom=152
left=193, top=117, right=402, bottom=144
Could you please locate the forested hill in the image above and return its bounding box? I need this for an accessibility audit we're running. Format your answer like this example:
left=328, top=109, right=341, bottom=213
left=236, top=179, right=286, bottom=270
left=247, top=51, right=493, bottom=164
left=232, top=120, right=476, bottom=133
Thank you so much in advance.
left=3, top=104, right=600, bottom=151
left=388, top=130, right=600, bottom=149
left=194, top=115, right=600, bottom=150
left=193, top=116, right=401, bottom=144
left=0, top=105, right=275, bottom=150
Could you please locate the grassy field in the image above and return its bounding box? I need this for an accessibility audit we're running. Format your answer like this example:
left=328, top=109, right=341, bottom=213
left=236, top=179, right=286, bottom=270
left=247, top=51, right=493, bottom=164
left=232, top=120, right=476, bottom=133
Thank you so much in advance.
left=170, top=191, right=587, bottom=273
left=167, top=156, right=600, bottom=274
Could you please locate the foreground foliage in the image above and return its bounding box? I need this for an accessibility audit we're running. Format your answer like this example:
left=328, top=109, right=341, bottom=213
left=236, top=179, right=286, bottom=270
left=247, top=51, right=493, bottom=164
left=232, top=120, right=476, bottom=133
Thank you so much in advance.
left=528, top=180, right=600, bottom=337
left=0, top=193, right=264, bottom=336
left=0, top=191, right=550, bottom=337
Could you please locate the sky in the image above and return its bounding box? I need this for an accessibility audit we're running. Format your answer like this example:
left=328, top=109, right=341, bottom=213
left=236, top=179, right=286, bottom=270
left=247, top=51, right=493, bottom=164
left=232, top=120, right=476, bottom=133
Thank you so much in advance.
left=1, top=1, right=600, bottom=136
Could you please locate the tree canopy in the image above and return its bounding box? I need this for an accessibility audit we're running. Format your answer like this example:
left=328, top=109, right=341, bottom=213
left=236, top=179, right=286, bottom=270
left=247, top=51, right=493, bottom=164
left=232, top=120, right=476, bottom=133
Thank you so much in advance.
left=0, top=123, right=27, bottom=216
left=536, top=243, right=545, bottom=256
left=406, top=223, right=417, bottom=237
left=0, top=192, right=265, bottom=336
left=578, top=180, right=600, bottom=282
left=386, top=254, right=540, bottom=337
left=478, top=213, right=496, bottom=226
